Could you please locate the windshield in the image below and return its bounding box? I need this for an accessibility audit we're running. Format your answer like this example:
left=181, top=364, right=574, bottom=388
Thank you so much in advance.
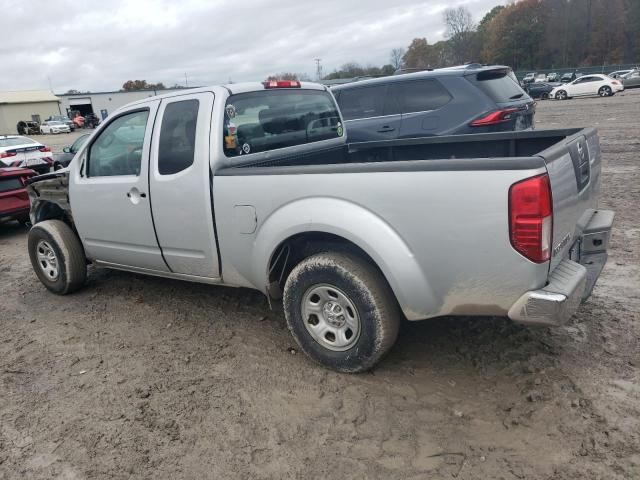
left=0, top=137, right=38, bottom=147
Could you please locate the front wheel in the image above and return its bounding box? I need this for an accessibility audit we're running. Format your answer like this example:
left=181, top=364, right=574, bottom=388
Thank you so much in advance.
left=28, top=220, right=87, bottom=294
left=556, top=90, right=568, bottom=100
left=599, top=86, right=613, bottom=97
left=541, top=92, right=549, bottom=100
left=283, top=252, right=400, bottom=373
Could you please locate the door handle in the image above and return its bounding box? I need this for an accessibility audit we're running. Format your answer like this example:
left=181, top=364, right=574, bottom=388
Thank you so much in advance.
left=377, top=126, right=395, bottom=133
left=126, top=188, right=146, bottom=204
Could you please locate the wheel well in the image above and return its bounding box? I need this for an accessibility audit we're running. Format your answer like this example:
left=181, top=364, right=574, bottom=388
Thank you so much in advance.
left=267, top=232, right=384, bottom=299
left=32, top=201, right=73, bottom=230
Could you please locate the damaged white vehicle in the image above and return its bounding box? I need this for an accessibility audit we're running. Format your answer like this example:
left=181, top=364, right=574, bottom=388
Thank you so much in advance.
left=26, top=81, right=613, bottom=372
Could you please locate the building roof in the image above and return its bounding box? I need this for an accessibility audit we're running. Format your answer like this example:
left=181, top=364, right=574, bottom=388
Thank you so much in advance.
left=0, top=90, right=60, bottom=104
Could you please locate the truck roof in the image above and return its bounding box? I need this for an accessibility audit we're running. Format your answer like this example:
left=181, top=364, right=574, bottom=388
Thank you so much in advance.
left=122, top=81, right=328, bottom=110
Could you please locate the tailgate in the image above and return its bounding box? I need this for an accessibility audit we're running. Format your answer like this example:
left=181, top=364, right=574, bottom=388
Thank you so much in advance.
left=540, top=127, right=601, bottom=271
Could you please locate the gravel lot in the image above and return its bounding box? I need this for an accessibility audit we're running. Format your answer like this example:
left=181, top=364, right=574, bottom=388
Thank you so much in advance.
left=1, top=90, right=639, bottom=479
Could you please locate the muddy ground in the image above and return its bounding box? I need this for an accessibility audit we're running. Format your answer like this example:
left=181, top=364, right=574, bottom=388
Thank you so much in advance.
left=1, top=90, right=639, bottom=480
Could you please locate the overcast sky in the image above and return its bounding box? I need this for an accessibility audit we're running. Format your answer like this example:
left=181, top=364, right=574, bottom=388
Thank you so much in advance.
left=3, top=0, right=503, bottom=93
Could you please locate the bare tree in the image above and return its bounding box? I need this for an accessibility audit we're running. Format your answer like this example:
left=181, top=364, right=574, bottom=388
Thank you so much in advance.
left=443, top=6, right=477, bottom=64
left=390, top=48, right=406, bottom=70
left=444, top=6, right=475, bottom=39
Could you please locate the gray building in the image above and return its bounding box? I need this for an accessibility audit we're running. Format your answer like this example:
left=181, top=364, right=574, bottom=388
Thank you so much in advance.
left=57, top=88, right=194, bottom=120
left=0, top=90, right=61, bottom=134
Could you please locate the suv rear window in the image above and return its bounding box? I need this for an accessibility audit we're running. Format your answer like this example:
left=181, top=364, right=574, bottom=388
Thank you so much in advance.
left=223, top=89, right=342, bottom=157
left=473, top=69, right=530, bottom=103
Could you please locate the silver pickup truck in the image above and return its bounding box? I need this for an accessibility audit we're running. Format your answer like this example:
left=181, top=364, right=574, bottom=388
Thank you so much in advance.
left=26, top=81, right=614, bottom=372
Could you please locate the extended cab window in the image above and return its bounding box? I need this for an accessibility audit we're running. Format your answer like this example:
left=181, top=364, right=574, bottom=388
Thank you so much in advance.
left=223, top=89, right=342, bottom=157
left=392, top=79, right=452, bottom=113
left=158, top=100, right=199, bottom=175
left=88, top=110, right=149, bottom=177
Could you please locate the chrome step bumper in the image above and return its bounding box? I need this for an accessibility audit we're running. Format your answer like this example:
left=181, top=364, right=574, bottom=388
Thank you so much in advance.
left=508, top=209, right=614, bottom=327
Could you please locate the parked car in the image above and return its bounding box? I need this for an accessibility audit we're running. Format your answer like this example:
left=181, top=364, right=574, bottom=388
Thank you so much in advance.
left=621, top=69, right=640, bottom=89
left=546, top=72, right=559, bottom=82
left=534, top=74, right=547, bottom=83
left=525, top=82, right=558, bottom=99
left=522, top=72, right=536, bottom=84
left=608, top=69, right=632, bottom=79
left=550, top=74, right=624, bottom=99
left=0, top=166, right=37, bottom=225
left=47, top=115, right=75, bottom=131
left=40, top=121, right=71, bottom=134
left=560, top=72, right=577, bottom=83
left=332, top=65, right=535, bottom=142
left=16, top=120, right=41, bottom=135
left=84, top=113, right=101, bottom=129
left=52, top=134, right=90, bottom=170
left=25, top=81, right=613, bottom=372
left=0, top=135, right=53, bottom=174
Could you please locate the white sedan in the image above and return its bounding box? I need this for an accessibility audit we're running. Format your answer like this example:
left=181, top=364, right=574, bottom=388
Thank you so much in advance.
left=40, top=120, right=71, bottom=134
left=0, top=135, right=53, bottom=174
left=550, top=74, right=624, bottom=100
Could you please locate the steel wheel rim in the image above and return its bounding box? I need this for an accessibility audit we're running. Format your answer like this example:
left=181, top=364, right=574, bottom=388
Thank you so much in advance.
left=36, top=240, right=59, bottom=281
left=301, top=284, right=361, bottom=351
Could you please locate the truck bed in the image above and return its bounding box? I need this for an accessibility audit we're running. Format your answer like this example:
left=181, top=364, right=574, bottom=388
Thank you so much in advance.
left=222, top=128, right=585, bottom=170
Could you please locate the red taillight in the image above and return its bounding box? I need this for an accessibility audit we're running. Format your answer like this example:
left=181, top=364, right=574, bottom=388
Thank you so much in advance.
left=262, top=80, right=301, bottom=89
left=39, top=146, right=51, bottom=152
left=470, top=108, right=519, bottom=126
left=509, top=174, right=553, bottom=263
left=0, top=151, right=17, bottom=158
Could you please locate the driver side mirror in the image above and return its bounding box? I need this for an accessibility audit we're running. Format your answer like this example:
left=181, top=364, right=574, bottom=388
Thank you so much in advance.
left=63, top=147, right=71, bottom=153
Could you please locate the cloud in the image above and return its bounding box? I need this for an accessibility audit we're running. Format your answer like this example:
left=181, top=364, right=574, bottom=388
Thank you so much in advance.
left=1, top=0, right=503, bottom=93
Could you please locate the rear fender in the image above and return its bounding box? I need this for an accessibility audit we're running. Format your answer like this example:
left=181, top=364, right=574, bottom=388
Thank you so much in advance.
left=252, top=197, right=436, bottom=320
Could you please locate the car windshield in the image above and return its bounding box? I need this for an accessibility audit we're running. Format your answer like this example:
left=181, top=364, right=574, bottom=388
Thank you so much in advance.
left=0, top=137, right=38, bottom=147
left=49, top=121, right=64, bottom=125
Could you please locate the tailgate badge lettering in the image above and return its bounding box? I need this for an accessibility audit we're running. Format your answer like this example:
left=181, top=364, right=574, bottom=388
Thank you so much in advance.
left=553, top=233, right=571, bottom=257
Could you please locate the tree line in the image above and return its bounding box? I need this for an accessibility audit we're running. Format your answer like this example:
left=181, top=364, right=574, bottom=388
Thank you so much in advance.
left=323, top=0, right=640, bottom=80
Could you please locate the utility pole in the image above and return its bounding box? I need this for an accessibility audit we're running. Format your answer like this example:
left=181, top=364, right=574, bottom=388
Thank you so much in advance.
left=314, top=58, right=323, bottom=81
left=185, top=73, right=189, bottom=88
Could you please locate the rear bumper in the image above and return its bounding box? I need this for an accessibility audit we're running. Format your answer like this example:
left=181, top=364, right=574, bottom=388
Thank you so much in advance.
left=508, top=209, right=614, bottom=327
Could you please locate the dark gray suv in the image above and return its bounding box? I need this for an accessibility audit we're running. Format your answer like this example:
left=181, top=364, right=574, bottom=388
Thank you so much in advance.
left=331, top=65, right=535, bottom=142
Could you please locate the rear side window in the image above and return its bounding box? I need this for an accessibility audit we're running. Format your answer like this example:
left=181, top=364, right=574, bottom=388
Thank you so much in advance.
left=0, top=178, right=23, bottom=193
left=223, top=89, right=342, bottom=157
left=391, top=79, right=452, bottom=114
left=336, top=85, right=387, bottom=120
left=473, top=70, right=530, bottom=103
left=158, top=100, right=199, bottom=175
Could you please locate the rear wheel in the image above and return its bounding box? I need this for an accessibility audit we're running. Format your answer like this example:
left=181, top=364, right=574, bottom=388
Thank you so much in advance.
left=28, top=220, right=87, bottom=295
left=541, top=92, right=549, bottom=100
left=556, top=90, right=568, bottom=100
left=599, top=86, right=613, bottom=97
left=283, top=252, right=400, bottom=373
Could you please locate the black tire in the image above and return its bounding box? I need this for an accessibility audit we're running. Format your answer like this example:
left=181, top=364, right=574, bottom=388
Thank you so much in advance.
left=541, top=92, right=549, bottom=100
left=28, top=220, right=87, bottom=295
left=283, top=252, right=400, bottom=373
left=599, top=86, right=612, bottom=97
left=556, top=90, right=567, bottom=100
